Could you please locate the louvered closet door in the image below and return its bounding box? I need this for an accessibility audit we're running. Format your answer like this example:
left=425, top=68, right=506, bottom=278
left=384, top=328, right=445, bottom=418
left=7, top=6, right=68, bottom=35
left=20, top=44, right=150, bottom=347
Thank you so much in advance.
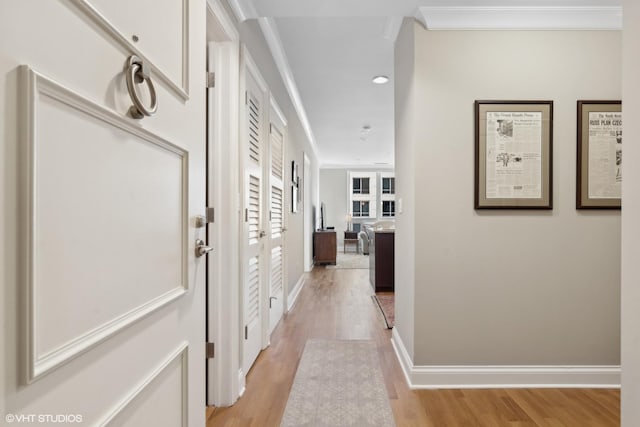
left=242, top=68, right=265, bottom=376
left=268, top=118, right=286, bottom=333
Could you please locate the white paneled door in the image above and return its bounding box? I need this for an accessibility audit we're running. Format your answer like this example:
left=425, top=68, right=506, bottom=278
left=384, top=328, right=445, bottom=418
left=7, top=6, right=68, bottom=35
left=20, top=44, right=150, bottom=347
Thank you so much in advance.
left=268, top=102, right=286, bottom=334
left=0, top=1, right=205, bottom=425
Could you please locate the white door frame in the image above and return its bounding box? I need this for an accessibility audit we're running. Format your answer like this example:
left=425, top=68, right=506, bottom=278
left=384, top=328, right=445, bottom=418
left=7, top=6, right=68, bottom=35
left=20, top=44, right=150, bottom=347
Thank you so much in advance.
left=303, top=153, right=313, bottom=271
left=205, top=0, right=242, bottom=407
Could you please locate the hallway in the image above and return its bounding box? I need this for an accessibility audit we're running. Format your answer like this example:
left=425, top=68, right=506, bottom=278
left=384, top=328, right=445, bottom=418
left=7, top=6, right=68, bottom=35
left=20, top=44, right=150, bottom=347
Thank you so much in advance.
left=207, top=268, right=620, bottom=426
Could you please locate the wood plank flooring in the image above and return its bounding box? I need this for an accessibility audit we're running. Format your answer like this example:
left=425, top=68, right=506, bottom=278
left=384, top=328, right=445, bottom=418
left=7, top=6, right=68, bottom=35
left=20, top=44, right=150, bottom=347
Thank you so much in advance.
left=207, top=267, right=620, bottom=427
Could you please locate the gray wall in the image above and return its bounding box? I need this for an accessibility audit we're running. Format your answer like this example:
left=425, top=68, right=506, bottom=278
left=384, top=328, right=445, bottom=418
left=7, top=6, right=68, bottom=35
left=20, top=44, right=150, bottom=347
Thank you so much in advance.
left=319, top=169, right=349, bottom=237
left=622, top=0, right=640, bottom=424
left=238, top=20, right=320, bottom=296
left=319, top=168, right=394, bottom=248
left=393, top=18, right=417, bottom=358
left=398, top=25, right=621, bottom=366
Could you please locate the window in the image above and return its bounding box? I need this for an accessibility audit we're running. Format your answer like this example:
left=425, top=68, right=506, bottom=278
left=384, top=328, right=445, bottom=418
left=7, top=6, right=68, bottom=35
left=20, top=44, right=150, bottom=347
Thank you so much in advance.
left=352, top=177, right=370, bottom=194
left=382, top=200, right=395, bottom=217
left=352, top=201, right=370, bottom=217
left=382, top=177, right=395, bottom=194
left=380, top=173, right=395, bottom=217
left=349, top=172, right=376, bottom=218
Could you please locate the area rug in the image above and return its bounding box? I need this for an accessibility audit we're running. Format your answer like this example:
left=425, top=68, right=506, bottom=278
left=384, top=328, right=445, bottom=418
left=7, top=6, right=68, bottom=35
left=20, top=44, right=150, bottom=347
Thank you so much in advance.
left=281, top=340, right=395, bottom=427
left=372, top=293, right=394, bottom=329
left=326, top=251, right=369, bottom=269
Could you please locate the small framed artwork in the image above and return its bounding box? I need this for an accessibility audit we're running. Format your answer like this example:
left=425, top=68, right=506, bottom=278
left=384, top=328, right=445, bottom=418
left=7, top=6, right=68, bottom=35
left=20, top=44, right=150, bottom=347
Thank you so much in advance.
left=474, top=100, right=553, bottom=209
left=576, top=100, right=622, bottom=209
left=291, top=161, right=298, bottom=185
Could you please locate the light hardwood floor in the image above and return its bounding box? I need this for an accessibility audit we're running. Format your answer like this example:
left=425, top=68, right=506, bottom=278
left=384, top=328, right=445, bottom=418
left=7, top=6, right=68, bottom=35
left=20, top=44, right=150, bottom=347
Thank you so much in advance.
left=208, top=267, right=620, bottom=426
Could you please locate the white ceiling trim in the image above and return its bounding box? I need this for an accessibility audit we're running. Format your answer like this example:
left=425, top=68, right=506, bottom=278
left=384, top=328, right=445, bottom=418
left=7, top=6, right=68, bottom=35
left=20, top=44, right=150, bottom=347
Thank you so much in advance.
left=321, top=163, right=394, bottom=170
left=206, top=0, right=239, bottom=40
left=258, top=17, right=321, bottom=162
left=226, top=0, right=257, bottom=23
left=418, top=6, right=622, bottom=30
left=383, top=16, right=404, bottom=41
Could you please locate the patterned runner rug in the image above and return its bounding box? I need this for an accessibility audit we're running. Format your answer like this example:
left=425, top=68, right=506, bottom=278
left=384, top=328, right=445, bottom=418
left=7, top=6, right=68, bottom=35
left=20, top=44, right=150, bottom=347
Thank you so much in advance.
left=281, top=340, right=396, bottom=427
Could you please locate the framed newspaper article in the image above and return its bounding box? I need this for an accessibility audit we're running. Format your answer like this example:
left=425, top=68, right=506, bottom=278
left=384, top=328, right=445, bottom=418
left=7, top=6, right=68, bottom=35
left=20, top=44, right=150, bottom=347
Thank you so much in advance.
left=576, top=100, right=622, bottom=209
left=475, top=100, right=553, bottom=209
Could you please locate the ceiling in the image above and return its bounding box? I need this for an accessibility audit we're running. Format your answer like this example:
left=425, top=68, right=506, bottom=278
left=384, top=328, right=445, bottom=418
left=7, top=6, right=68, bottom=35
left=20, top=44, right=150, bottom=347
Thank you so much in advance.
left=226, top=0, right=622, bottom=168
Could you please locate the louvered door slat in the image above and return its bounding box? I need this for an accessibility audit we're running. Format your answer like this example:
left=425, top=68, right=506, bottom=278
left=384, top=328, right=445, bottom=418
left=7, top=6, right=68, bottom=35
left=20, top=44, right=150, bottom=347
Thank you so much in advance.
left=271, top=186, right=283, bottom=238
left=271, top=126, right=283, bottom=181
left=247, top=93, right=261, bottom=164
left=270, top=247, right=283, bottom=295
left=247, top=256, right=260, bottom=323
left=248, top=175, right=260, bottom=244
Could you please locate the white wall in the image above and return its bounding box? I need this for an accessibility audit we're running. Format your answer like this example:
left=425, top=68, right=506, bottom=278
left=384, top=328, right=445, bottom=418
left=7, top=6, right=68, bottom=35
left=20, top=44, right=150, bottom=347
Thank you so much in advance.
left=621, top=0, right=640, bottom=424
left=399, top=27, right=621, bottom=366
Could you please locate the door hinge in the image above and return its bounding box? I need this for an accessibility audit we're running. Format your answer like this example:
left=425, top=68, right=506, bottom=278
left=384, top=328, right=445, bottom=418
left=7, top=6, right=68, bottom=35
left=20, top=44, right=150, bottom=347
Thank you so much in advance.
left=269, top=123, right=273, bottom=134
left=269, top=210, right=272, bottom=221
left=206, top=72, right=215, bottom=88
left=206, top=342, right=215, bottom=359
left=245, top=90, right=248, bottom=105
left=244, top=325, right=248, bottom=340
left=244, top=208, right=248, bottom=222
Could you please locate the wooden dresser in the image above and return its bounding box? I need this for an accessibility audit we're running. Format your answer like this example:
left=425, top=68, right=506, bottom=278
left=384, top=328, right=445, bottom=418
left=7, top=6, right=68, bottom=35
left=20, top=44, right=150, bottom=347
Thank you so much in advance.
left=314, top=231, right=336, bottom=264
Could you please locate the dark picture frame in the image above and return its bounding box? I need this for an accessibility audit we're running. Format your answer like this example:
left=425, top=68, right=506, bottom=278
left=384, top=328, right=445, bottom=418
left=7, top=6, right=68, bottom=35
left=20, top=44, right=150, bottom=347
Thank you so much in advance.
left=576, top=100, right=622, bottom=209
left=474, top=100, right=553, bottom=209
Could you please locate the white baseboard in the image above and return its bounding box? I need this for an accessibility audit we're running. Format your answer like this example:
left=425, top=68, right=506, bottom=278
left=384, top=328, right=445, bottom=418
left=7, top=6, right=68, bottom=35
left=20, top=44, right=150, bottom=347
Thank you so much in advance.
left=287, top=274, right=306, bottom=312
left=391, top=328, right=620, bottom=389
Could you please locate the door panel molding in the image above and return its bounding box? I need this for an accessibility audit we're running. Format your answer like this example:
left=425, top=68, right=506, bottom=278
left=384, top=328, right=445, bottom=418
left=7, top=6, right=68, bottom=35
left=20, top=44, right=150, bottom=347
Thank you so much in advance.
left=22, top=66, right=189, bottom=382
left=71, top=0, right=190, bottom=100
left=97, top=342, right=189, bottom=426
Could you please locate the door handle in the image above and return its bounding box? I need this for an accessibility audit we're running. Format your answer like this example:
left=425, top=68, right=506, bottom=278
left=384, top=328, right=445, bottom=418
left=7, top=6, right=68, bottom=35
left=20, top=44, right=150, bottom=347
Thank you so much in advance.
left=195, top=239, right=213, bottom=257
left=259, top=230, right=267, bottom=238
left=269, top=296, right=277, bottom=308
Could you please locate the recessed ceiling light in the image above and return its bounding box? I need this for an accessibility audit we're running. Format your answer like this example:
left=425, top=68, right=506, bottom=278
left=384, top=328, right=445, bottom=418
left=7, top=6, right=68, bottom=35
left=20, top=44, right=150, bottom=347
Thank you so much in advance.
left=372, top=75, right=389, bottom=84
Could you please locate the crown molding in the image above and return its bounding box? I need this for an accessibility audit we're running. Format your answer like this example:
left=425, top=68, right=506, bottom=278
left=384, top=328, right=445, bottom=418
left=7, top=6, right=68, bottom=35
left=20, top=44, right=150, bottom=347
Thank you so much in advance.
left=258, top=17, right=321, bottom=162
left=226, top=0, right=257, bottom=23
left=418, top=6, right=622, bottom=30
left=206, top=0, right=240, bottom=40
left=383, top=16, right=404, bottom=41
left=321, top=163, right=394, bottom=170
